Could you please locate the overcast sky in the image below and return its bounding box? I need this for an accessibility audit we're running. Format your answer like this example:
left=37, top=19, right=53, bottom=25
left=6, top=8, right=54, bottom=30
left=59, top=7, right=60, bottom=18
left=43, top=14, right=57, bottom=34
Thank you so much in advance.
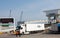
left=0, top=0, right=60, bottom=22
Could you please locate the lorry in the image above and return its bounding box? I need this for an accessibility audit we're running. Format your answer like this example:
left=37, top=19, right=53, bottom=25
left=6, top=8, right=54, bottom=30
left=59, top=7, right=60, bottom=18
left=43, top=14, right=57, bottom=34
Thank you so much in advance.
left=0, top=17, right=16, bottom=33
left=20, top=24, right=45, bottom=34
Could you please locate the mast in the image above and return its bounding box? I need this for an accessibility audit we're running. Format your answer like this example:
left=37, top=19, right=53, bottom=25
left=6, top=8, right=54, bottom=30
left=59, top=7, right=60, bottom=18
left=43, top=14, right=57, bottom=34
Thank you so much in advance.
left=20, top=11, right=23, bottom=21
left=9, top=9, right=11, bottom=17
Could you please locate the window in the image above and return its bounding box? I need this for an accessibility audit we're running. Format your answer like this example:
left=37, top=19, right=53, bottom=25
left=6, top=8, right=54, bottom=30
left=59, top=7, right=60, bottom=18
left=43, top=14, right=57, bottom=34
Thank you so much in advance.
left=50, top=17, right=54, bottom=20
left=0, top=18, right=14, bottom=23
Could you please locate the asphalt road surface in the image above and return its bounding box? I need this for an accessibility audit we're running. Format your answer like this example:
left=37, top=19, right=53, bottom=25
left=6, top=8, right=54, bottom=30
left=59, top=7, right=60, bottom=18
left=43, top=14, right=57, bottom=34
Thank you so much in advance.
left=0, top=32, right=60, bottom=38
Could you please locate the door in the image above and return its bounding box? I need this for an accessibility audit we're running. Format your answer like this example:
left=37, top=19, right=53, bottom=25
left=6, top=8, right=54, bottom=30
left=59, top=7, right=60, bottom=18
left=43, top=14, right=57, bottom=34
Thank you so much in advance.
left=57, top=23, right=60, bottom=32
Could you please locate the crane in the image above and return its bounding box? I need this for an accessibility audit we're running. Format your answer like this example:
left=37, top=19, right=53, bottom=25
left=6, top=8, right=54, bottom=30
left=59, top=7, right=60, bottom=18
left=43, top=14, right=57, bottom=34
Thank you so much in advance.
left=20, top=11, right=23, bottom=22
left=16, top=11, right=23, bottom=30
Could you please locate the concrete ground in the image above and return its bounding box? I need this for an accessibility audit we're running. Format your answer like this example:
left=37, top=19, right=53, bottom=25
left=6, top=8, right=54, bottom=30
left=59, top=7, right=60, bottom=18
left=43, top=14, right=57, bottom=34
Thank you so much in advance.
left=0, top=32, right=60, bottom=38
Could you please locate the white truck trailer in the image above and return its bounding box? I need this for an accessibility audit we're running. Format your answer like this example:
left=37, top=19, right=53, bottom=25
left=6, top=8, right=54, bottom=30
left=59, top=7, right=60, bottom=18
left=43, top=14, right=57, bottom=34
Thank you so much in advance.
left=20, top=24, right=45, bottom=34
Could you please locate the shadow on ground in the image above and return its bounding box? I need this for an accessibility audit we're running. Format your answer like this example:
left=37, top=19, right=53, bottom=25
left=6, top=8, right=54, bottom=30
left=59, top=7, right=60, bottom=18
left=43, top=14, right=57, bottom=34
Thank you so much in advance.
left=29, top=30, right=44, bottom=34
left=42, top=31, right=60, bottom=35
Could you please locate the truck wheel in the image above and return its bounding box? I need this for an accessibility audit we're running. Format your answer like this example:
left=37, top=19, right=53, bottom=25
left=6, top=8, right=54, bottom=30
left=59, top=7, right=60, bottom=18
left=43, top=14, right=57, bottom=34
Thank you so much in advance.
left=24, top=32, right=30, bottom=35
left=22, top=32, right=24, bottom=35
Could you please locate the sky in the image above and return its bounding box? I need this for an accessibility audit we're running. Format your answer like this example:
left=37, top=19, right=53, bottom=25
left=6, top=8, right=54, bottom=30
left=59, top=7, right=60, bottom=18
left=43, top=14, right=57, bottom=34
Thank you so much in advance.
left=0, top=0, right=60, bottom=22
